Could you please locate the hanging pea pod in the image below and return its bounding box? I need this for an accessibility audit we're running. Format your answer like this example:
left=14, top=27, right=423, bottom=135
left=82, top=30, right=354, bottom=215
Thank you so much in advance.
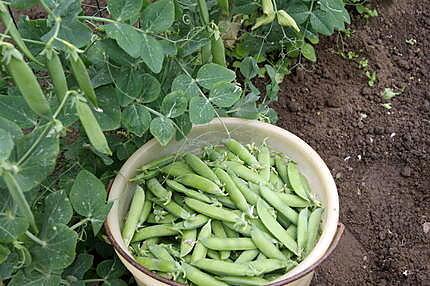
left=1, top=43, right=51, bottom=117
left=261, top=0, right=274, bottom=15
left=197, top=0, right=210, bottom=25
left=252, top=12, right=275, bottom=30
left=217, top=0, right=229, bottom=17
left=68, top=49, right=98, bottom=107
left=0, top=2, right=42, bottom=65
left=45, top=48, right=68, bottom=101
left=277, top=10, right=300, bottom=32
left=75, top=95, right=112, bottom=155
left=211, top=33, right=226, bottom=67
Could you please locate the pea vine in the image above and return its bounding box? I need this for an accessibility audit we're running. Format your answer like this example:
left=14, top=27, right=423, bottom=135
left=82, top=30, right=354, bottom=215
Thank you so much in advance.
left=0, top=0, right=350, bottom=284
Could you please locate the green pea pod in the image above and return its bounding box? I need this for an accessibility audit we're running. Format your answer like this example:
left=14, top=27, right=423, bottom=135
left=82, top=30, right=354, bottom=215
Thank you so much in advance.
left=3, top=171, right=38, bottom=233
left=211, top=35, right=226, bottom=67
left=197, top=0, right=210, bottom=25
left=46, top=49, right=68, bottom=101
left=75, top=96, right=112, bottom=155
left=69, top=51, right=98, bottom=107
left=122, top=186, right=146, bottom=246
left=2, top=45, right=51, bottom=117
left=261, top=0, right=274, bottom=15
left=217, top=0, right=229, bottom=16
left=277, top=10, right=300, bottom=32
left=180, top=229, right=197, bottom=257
left=252, top=12, right=275, bottom=30
left=0, top=3, right=42, bottom=65
left=201, top=42, right=212, bottom=64
left=183, top=263, right=229, bottom=286
left=135, top=257, right=178, bottom=272
left=287, top=162, right=310, bottom=201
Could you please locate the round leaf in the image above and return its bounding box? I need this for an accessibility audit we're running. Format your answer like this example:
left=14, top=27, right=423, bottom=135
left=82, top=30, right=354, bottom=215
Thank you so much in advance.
left=8, top=270, right=61, bottom=286
left=0, top=116, right=23, bottom=141
left=150, top=117, right=175, bottom=146
left=141, top=0, right=175, bottom=33
left=209, top=82, right=242, bottom=108
left=161, top=91, right=188, bottom=118
left=122, top=104, right=151, bottom=136
left=0, top=244, right=10, bottom=264
left=108, top=0, right=142, bottom=22
left=301, top=43, right=316, bottom=62
left=94, top=86, right=121, bottom=131
left=196, top=64, right=236, bottom=89
left=31, top=224, right=78, bottom=270
left=0, top=129, right=14, bottom=161
left=174, top=113, right=192, bottom=140
left=96, top=258, right=127, bottom=279
left=0, top=213, right=29, bottom=243
left=140, top=74, right=161, bottom=103
left=240, top=57, right=259, bottom=79
left=43, top=190, right=73, bottom=227
left=189, top=97, right=215, bottom=124
left=171, top=74, right=200, bottom=98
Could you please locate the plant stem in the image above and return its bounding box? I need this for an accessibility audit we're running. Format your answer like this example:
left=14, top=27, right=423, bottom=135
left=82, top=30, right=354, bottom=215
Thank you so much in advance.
left=70, top=217, right=90, bottom=230
left=0, top=33, right=45, bottom=45
left=83, top=279, right=105, bottom=283
left=25, top=231, right=46, bottom=247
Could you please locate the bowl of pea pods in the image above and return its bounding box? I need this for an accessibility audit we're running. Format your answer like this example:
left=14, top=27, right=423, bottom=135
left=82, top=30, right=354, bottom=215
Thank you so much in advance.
left=105, top=118, right=342, bottom=286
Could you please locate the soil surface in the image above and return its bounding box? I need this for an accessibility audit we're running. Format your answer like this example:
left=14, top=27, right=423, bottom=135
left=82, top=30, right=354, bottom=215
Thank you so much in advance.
left=272, top=0, right=430, bottom=285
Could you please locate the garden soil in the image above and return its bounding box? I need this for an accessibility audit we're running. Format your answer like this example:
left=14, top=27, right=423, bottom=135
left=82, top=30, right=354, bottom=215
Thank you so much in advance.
left=7, top=0, right=429, bottom=285
left=272, top=0, right=430, bottom=285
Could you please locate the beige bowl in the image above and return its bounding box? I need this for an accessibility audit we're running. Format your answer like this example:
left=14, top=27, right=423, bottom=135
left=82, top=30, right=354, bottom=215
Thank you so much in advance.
left=105, top=118, right=343, bottom=286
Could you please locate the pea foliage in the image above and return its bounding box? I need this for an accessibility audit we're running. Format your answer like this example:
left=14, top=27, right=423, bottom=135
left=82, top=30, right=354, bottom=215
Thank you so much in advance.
left=0, top=0, right=350, bottom=284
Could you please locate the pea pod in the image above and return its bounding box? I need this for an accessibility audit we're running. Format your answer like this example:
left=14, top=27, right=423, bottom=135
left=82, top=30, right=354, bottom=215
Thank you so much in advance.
left=305, top=208, right=323, bottom=255
left=250, top=226, right=286, bottom=260
left=197, top=0, right=210, bottom=25
left=2, top=45, right=51, bottom=117
left=132, top=225, right=179, bottom=242
left=146, top=178, right=172, bottom=203
left=201, top=42, right=212, bottom=64
left=160, top=161, right=194, bottom=177
left=217, top=276, right=268, bottom=286
left=214, top=168, right=250, bottom=215
left=184, top=152, right=221, bottom=185
left=75, top=96, right=112, bottom=155
left=166, top=180, right=212, bottom=203
left=182, top=263, right=228, bottom=286
left=201, top=237, right=257, bottom=251
left=0, top=3, right=41, bottom=65
left=138, top=192, right=153, bottom=225
left=287, top=162, right=310, bottom=201
left=257, top=145, right=271, bottom=182
left=184, top=198, right=242, bottom=223
left=211, top=220, right=230, bottom=259
left=217, top=0, right=229, bottom=16
left=211, top=34, right=226, bottom=67
left=68, top=51, right=98, bottom=107
left=3, top=171, right=37, bottom=233
left=191, top=220, right=212, bottom=263
left=46, top=49, right=68, bottom=101
left=223, top=161, right=262, bottom=184
left=122, top=186, right=145, bottom=246
left=224, top=139, right=259, bottom=167
left=228, top=172, right=259, bottom=205
left=261, top=0, right=274, bottom=15
left=259, top=185, right=298, bottom=224
left=277, top=10, right=300, bottom=32
left=234, top=249, right=259, bottom=263
left=148, top=244, right=175, bottom=262
left=177, top=174, right=224, bottom=196
left=180, top=229, right=197, bottom=257
left=138, top=154, right=177, bottom=172
left=256, top=199, right=298, bottom=255
left=297, top=208, right=309, bottom=255
left=135, top=257, right=178, bottom=272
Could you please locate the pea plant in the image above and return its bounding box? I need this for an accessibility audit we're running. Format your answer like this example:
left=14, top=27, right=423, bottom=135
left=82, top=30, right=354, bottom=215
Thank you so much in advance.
left=0, top=0, right=350, bottom=284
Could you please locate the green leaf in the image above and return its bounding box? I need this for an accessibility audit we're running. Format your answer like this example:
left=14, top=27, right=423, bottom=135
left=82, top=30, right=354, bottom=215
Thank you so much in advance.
left=288, top=1, right=310, bottom=25
left=161, top=91, right=188, bottom=118
left=104, top=23, right=165, bottom=73
left=301, top=43, right=316, bottom=62
left=0, top=213, right=29, bottom=243
left=114, top=67, right=145, bottom=106
left=310, top=10, right=335, bottom=36
left=122, top=104, right=151, bottom=136
left=196, top=64, right=236, bottom=89
left=240, top=57, right=259, bottom=79
left=159, top=40, right=177, bottom=56
left=0, top=251, right=19, bottom=280
left=31, top=223, right=78, bottom=270
left=150, top=117, right=176, bottom=146
left=69, top=170, right=107, bottom=218
left=0, top=129, right=14, bottom=161
left=50, top=0, right=81, bottom=19
left=0, top=96, right=37, bottom=128
left=232, top=94, right=260, bottom=119
left=381, top=88, right=402, bottom=100
left=17, top=18, right=49, bottom=55
left=104, top=279, right=128, bottom=286
left=0, top=244, right=10, bottom=264
left=97, top=39, right=135, bottom=66
left=141, top=0, right=175, bottom=33
left=43, top=190, right=73, bottom=227
left=209, top=82, right=242, bottom=108
left=140, top=33, right=165, bottom=73
left=9, top=270, right=61, bottom=286
left=42, top=19, right=91, bottom=49
left=103, top=23, right=142, bottom=58
left=140, top=74, right=161, bottom=103
left=63, top=253, right=94, bottom=280
left=11, top=126, right=60, bottom=192
left=174, top=113, right=192, bottom=140
left=171, top=74, right=200, bottom=99
left=0, top=116, right=23, bottom=141
left=189, top=97, right=215, bottom=124
left=94, top=86, right=121, bottom=131
left=89, top=202, right=112, bottom=235
left=96, top=258, right=127, bottom=279
left=108, top=0, right=143, bottom=22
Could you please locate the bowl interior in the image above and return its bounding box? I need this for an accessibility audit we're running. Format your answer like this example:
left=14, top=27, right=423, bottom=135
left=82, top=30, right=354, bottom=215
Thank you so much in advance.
left=107, top=118, right=339, bottom=283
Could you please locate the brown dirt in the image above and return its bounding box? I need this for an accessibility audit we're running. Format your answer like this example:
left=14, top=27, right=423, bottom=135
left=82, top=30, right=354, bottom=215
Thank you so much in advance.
left=272, top=0, right=430, bottom=285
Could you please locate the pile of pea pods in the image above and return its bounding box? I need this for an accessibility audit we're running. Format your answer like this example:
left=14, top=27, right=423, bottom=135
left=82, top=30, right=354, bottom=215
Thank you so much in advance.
left=122, top=138, right=323, bottom=286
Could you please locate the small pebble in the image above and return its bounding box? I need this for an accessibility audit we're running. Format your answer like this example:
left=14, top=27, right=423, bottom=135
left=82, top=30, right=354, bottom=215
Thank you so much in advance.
left=400, top=166, right=412, bottom=177
left=423, top=222, right=430, bottom=234
left=287, top=100, right=299, bottom=112
left=375, top=127, right=385, bottom=135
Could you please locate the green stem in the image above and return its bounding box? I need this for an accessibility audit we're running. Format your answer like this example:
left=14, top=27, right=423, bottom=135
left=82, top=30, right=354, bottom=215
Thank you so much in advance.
left=53, top=90, right=72, bottom=119
left=45, top=17, right=61, bottom=49
left=83, top=279, right=105, bottom=283
left=0, top=33, right=45, bottom=45
left=25, top=231, right=46, bottom=246
left=70, top=217, right=90, bottom=230
left=78, top=15, right=117, bottom=24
